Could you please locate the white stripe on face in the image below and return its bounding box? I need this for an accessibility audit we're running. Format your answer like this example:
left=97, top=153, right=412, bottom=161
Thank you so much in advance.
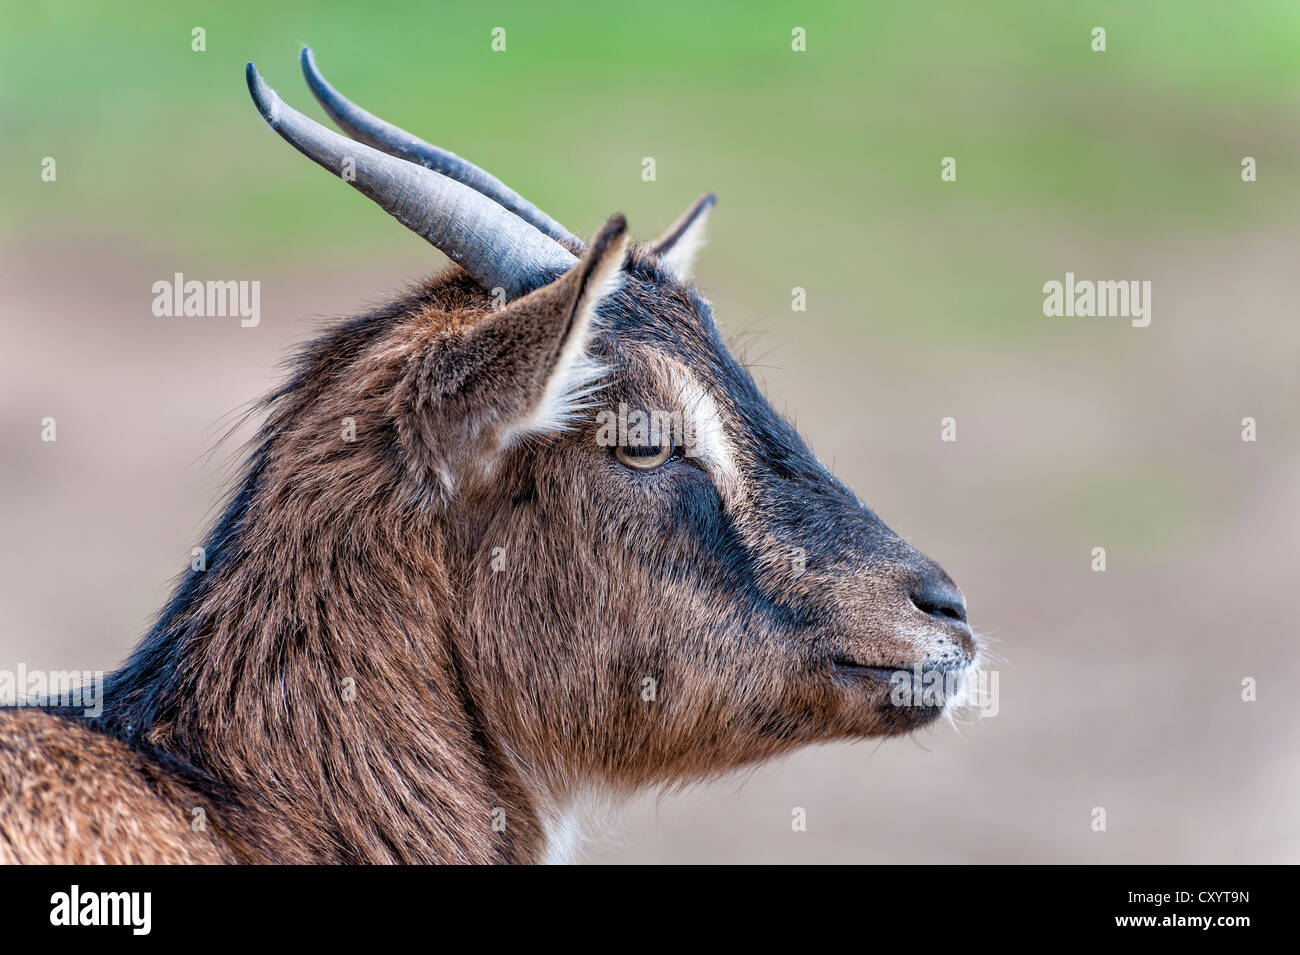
left=665, top=360, right=741, bottom=504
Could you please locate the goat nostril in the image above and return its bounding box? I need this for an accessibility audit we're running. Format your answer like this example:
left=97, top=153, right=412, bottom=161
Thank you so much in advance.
left=910, top=579, right=967, bottom=624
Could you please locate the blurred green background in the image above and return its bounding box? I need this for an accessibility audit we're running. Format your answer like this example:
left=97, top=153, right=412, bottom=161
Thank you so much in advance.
left=5, top=1, right=1299, bottom=337
left=2, top=1, right=1297, bottom=862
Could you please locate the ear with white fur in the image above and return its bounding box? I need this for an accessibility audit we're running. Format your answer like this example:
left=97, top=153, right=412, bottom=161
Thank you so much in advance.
left=649, top=193, right=715, bottom=281
left=410, top=214, right=627, bottom=494
left=500, top=213, right=628, bottom=442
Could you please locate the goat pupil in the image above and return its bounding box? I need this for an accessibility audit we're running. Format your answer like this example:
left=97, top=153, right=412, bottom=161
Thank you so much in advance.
left=626, top=445, right=666, bottom=457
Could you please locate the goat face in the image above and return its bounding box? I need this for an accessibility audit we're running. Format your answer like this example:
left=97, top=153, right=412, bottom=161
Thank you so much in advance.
left=452, top=243, right=977, bottom=792
left=251, top=53, right=978, bottom=796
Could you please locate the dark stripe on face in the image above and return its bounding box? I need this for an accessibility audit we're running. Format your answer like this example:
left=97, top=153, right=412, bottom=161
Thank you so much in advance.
left=660, top=469, right=820, bottom=634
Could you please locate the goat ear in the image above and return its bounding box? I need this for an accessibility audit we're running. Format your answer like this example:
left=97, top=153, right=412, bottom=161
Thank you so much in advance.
left=496, top=213, right=628, bottom=443
left=415, top=214, right=628, bottom=491
left=649, top=193, right=715, bottom=281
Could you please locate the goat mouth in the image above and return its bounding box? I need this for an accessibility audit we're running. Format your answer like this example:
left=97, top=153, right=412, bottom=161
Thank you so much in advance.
left=829, top=659, right=969, bottom=689
left=829, top=660, right=910, bottom=681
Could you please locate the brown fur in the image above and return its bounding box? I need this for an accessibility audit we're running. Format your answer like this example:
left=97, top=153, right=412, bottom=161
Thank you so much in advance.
left=0, top=710, right=230, bottom=864
left=0, top=219, right=975, bottom=864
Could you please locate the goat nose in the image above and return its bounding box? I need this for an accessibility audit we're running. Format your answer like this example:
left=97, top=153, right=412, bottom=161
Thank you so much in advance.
left=910, top=573, right=967, bottom=624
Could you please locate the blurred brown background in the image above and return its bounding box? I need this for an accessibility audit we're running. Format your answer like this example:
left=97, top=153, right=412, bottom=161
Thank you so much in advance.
left=1, top=1, right=1297, bottom=862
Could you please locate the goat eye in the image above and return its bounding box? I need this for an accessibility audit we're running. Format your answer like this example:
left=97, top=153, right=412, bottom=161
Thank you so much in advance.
left=614, top=443, right=674, bottom=471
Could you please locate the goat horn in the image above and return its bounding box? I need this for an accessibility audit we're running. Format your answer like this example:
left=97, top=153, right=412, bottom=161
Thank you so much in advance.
left=299, top=47, right=583, bottom=252
left=247, top=63, right=576, bottom=299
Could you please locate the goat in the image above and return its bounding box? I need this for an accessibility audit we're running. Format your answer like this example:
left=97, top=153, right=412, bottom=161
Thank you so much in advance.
left=0, top=49, right=978, bottom=864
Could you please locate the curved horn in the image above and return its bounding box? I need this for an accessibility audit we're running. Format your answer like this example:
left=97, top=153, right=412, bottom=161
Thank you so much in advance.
left=300, top=47, right=583, bottom=251
left=247, top=63, right=576, bottom=299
